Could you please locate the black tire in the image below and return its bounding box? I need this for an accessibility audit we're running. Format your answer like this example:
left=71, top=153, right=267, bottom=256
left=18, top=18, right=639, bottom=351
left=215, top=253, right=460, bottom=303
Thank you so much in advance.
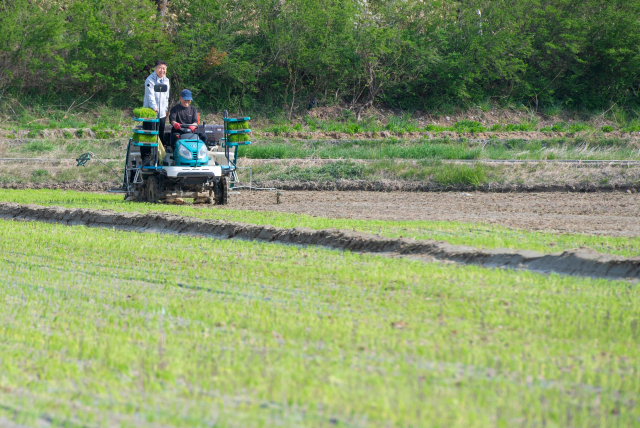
left=144, top=175, right=160, bottom=203
left=215, top=176, right=228, bottom=205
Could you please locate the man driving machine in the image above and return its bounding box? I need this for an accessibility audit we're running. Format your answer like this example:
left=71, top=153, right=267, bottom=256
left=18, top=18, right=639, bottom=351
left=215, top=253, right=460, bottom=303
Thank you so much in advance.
left=169, top=89, right=207, bottom=147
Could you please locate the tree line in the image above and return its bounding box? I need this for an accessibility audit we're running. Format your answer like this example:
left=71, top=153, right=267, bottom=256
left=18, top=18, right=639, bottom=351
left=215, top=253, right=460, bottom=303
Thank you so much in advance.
left=1, top=0, right=639, bottom=111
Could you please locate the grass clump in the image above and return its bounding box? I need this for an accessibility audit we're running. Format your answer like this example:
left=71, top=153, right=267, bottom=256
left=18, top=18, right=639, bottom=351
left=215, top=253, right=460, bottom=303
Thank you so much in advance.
left=31, top=169, right=49, bottom=181
left=271, top=160, right=365, bottom=181
left=622, top=119, right=640, bottom=132
left=450, top=120, right=486, bottom=133
left=432, top=162, right=487, bottom=186
left=22, top=141, right=54, bottom=152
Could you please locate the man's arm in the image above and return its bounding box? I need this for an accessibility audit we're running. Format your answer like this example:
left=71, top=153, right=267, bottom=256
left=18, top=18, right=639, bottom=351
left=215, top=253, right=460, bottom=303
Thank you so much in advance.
left=189, top=107, right=198, bottom=125
left=169, top=106, right=177, bottom=125
left=144, top=79, right=159, bottom=112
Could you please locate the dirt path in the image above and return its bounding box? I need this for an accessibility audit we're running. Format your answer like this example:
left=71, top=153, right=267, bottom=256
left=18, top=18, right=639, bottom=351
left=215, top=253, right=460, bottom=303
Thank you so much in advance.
left=225, top=190, right=640, bottom=237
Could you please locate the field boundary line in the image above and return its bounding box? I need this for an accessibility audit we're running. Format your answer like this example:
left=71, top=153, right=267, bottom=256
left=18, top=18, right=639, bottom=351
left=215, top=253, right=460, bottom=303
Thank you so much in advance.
left=2, top=158, right=640, bottom=166
left=1, top=202, right=638, bottom=280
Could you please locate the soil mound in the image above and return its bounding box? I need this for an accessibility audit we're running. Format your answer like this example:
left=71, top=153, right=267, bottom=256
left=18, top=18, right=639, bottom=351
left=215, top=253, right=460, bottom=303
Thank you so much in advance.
left=1, top=202, right=638, bottom=280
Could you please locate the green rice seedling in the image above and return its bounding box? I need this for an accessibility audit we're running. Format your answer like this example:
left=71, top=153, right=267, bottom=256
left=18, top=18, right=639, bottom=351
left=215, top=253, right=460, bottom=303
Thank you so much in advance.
left=1, top=219, right=639, bottom=427
left=601, top=125, right=614, bottom=132
left=4, top=188, right=640, bottom=257
left=132, top=133, right=158, bottom=143
left=133, top=107, right=158, bottom=118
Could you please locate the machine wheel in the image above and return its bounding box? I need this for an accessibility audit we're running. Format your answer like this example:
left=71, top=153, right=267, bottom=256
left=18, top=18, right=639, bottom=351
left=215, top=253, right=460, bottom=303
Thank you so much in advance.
left=143, top=175, right=160, bottom=203
left=215, top=176, right=228, bottom=205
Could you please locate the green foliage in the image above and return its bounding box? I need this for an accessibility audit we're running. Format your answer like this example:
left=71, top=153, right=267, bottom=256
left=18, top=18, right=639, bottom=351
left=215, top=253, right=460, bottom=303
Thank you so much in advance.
left=601, top=126, right=614, bottom=132
left=133, top=107, right=158, bottom=119
left=1, top=0, right=639, bottom=111
left=0, top=0, right=169, bottom=95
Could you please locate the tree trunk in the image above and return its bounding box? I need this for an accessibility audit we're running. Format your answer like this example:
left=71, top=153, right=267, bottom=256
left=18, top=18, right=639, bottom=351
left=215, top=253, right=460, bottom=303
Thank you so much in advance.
left=156, top=0, right=167, bottom=16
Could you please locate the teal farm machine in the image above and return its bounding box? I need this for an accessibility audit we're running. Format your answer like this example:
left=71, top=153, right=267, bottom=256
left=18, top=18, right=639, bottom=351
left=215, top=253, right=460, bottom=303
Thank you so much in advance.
left=122, top=84, right=251, bottom=204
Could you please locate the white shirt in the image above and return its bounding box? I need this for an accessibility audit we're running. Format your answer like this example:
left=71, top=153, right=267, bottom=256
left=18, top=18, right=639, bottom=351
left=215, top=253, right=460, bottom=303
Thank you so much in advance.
left=143, top=72, right=170, bottom=118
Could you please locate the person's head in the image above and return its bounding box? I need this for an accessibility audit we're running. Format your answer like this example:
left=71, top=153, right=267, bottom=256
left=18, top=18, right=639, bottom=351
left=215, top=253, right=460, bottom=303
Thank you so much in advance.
left=155, top=60, right=167, bottom=78
left=179, top=89, right=193, bottom=107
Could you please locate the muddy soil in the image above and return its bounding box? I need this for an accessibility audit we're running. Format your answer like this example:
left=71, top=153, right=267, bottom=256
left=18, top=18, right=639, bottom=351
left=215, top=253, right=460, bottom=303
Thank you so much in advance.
left=1, top=201, right=638, bottom=279
left=224, top=190, right=640, bottom=237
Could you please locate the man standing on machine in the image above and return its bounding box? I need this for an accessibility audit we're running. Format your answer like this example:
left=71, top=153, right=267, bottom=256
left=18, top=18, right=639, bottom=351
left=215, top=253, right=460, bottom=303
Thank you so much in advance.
left=143, top=60, right=170, bottom=145
left=169, top=89, right=201, bottom=147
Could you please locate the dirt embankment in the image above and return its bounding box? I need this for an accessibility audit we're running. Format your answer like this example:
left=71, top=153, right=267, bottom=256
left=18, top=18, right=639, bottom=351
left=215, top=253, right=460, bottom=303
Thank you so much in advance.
left=2, top=178, right=639, bottom=194
left=4, top=158, right=640, bottom=194
left=1, top=202, right=638, bottom=280
left=258, top=130, right=640, bottom=141
left=254, top=179, right=640, bottom=193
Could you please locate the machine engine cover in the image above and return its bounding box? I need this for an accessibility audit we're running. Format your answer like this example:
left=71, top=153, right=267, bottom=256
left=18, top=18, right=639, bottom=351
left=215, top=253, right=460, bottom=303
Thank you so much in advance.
left=203, top=125, right=224, bottom=144
left=174, top=139, right=209, bottom=167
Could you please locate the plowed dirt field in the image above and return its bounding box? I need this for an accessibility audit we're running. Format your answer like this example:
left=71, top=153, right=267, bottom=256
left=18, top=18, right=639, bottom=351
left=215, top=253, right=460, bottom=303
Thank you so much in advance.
left=226, top=190, right=640, bottom=237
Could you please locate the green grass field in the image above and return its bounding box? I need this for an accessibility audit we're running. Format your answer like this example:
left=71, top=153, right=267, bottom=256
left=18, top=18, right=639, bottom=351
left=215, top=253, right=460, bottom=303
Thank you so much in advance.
left=1, top=219, right=638, bottom=427
left=239, top=138, right=640, bottom=161
left=6, top=136, right=640, bottom=162
left=1, top=189, right=638, bottom=257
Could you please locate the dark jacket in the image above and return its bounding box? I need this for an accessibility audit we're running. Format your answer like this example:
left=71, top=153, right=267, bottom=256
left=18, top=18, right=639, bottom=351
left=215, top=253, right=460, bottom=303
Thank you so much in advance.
left=169, top=104, right=198, bottom=125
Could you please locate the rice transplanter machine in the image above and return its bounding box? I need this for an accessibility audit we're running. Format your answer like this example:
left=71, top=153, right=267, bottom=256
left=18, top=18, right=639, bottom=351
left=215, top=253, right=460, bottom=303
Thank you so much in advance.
left=123, top=83, right=251, bottom=204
